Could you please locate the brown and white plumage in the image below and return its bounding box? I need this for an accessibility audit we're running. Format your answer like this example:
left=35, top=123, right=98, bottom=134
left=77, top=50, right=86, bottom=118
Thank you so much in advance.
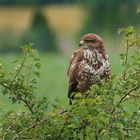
left=67, top=33, right=110, bottom=104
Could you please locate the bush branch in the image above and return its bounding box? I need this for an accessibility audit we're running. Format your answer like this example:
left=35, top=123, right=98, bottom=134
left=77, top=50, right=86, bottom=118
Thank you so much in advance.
left=10, top=51, right=28, bottom=87
left=12, top=117, right=48, bottom=140
left=111, top=84, right=140, bottom=114
left=57, top=113, right=70, bottom=139
left=0, top=82, right=35, bottom=114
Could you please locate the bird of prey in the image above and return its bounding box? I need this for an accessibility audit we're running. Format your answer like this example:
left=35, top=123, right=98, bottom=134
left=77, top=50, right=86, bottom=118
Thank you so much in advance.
left=67, top=33, right=110, bottom=104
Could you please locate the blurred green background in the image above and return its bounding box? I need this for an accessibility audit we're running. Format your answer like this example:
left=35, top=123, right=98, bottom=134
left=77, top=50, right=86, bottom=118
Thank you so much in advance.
left=0, top=0, right=140, bottom=110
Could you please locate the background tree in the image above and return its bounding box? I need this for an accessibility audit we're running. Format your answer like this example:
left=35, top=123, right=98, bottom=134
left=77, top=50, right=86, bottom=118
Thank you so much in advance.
left=21, top=9, right=58, bottom=52
left=79, top=0, right=140, bottom=36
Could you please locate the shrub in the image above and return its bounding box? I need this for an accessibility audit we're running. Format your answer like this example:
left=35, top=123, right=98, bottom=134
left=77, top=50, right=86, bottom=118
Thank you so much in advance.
left=0, top=26, right=140, bottom=139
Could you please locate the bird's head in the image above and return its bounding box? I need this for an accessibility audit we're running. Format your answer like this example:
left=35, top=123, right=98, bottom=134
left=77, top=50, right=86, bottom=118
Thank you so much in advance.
left=79, top=33, right=104, bottom=51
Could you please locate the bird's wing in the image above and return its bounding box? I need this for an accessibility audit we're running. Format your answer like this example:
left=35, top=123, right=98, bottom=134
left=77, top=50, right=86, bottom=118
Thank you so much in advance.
left=67, top=48, right=82, bottom=76
left=67, top=48, right=84, bottom=98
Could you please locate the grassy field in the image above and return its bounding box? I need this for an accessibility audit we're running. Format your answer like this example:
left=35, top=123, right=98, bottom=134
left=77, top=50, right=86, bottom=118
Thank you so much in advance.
left=0, top=51, right=122, bottom=111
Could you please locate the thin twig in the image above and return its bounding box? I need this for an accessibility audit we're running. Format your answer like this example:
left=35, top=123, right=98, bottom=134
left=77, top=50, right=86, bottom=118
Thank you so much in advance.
left=10, top=51, right=28, bottom=87
left=111, top=84, right=140, bottom=114
left=0, top=82, right=34, bottom=114
left=59, top=109, right=68, bottom=115
left=97, top=84, right=140, bottom=137
left=12, top=110, right=71, bottom=140
left=18, top=95, right=34, bottom=114
left=119, top=84, right=140, bottom=103
left=57, top=113, right=70, bottom=139
left=0, top=49, right=35, bottom=114
left=123, top=39, right=129, bottom=80
left=12, top=117, right=48, bottom=140
left=0, top=82, right=10, bottom=89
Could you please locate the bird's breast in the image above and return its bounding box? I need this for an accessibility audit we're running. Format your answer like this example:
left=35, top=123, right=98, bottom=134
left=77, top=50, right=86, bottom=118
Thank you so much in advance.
left=81, top=49, right=106, bottom=75
left=83, top=49, right=101, bottom=64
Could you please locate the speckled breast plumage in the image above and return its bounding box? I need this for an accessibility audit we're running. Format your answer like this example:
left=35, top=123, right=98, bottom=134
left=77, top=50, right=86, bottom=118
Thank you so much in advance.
left=69, top=48, right=110, bottom=92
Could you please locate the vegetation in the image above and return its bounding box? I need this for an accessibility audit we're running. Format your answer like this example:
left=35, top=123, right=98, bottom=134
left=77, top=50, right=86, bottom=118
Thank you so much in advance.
left=0, top=26, right=139, bottom=139
left=79, top=0, right=140, bottom=36
left=0, top=1, right=140, bottom=52
left=0, top=7, right=59, bottom=53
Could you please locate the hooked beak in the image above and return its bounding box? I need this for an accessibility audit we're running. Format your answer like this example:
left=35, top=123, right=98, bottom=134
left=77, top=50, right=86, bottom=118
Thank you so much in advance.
left=79, top=40, right=84, bottom=47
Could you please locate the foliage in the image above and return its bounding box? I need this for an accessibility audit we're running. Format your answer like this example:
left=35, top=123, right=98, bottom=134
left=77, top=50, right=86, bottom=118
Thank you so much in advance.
left=79, top=0, right=140, bottom=36
left=0, top=26, right=140, bottom=139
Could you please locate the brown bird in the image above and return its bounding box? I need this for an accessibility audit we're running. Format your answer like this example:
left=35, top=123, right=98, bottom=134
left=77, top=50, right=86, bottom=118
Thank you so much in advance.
left=67, top=33, right=110, bottom=104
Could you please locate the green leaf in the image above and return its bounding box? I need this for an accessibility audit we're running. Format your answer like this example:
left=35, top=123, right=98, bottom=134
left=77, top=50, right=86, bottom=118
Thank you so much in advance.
left=33, top=71, right=40, bottom=77
left=35, top=62, right=41, bottom=69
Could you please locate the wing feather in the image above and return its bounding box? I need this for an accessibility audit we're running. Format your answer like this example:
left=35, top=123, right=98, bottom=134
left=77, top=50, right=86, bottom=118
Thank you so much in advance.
left=67, top=48, right=84, bottom=99
left=67, top=49, right=80, bottom=76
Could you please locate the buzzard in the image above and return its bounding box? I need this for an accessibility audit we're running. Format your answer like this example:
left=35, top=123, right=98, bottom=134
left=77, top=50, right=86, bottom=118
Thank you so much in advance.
left=67, top=33, right=110, bottom=104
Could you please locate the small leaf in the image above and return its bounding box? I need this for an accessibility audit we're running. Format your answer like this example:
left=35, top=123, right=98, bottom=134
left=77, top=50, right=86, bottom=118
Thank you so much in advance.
left=35, top=62, right=41, bottom=69
left=33, top=71, right=40, bottom=77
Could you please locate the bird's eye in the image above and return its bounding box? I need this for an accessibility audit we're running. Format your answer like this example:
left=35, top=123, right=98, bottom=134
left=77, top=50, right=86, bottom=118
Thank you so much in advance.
left=85, top=39, right=96, bottom=43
